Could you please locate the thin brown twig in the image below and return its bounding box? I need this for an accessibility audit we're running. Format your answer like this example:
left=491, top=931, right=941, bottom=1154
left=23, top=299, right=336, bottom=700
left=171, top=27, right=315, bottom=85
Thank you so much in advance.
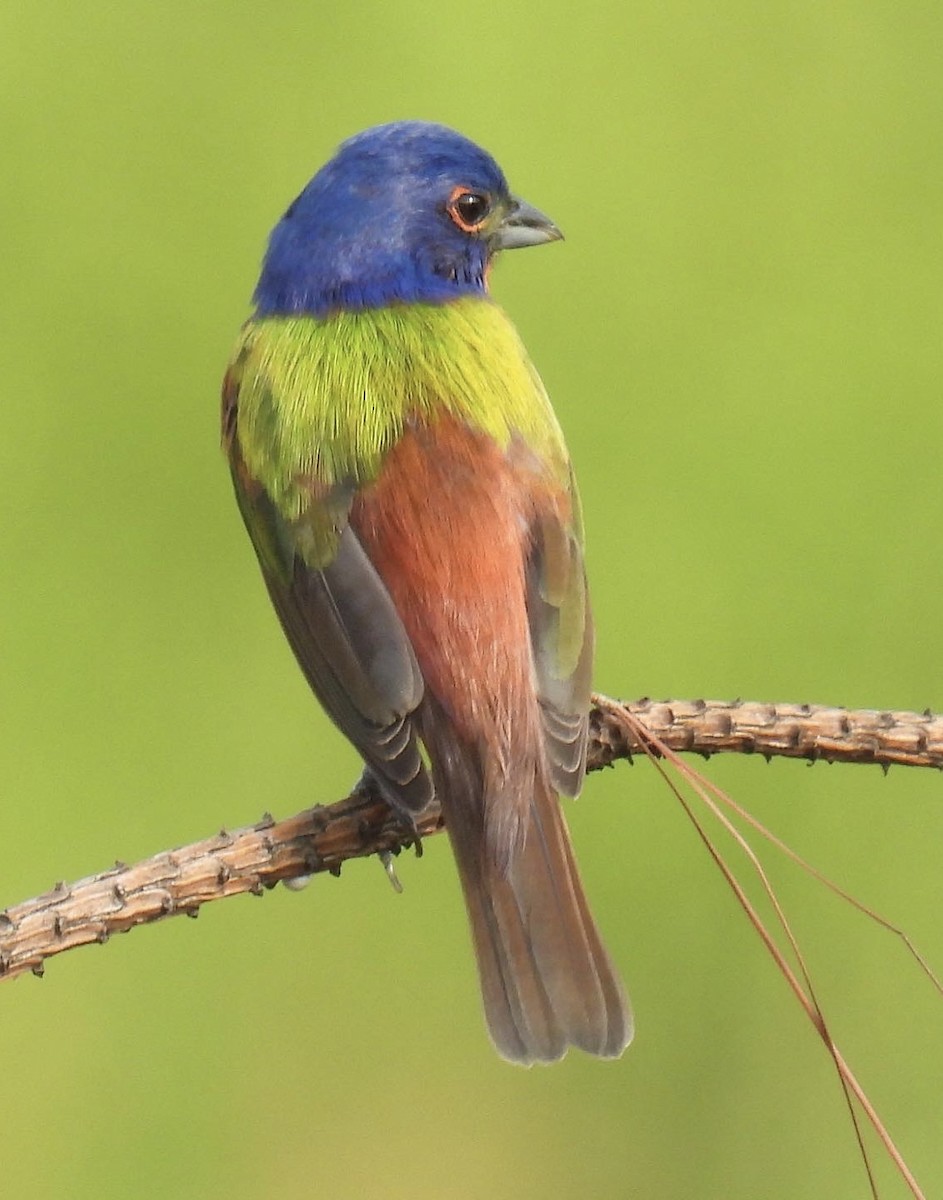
left=615, top=708, right=921, bottom=1198
left=0, top=694, right=939, bottom=983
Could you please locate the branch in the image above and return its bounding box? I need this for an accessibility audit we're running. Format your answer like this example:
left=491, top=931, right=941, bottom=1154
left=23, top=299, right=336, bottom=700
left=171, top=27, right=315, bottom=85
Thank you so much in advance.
left=2, top=694, right=940, bottom=982
left=591, top=696, right=943, bottom=769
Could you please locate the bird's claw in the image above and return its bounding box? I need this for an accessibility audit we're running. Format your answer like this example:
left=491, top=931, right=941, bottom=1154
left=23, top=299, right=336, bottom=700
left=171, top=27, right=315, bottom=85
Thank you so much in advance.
left=378, top=850, right=404, bottom=893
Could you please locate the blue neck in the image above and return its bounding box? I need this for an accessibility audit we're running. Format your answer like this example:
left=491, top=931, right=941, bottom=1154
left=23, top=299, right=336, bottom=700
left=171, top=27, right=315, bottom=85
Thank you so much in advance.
left=254, top=258, right=488, bottom=318
left=253, top=221, right=491, bottom=318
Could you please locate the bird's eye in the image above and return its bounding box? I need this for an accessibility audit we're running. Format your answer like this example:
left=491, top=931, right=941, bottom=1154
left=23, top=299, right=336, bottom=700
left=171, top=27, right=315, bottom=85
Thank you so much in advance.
left=447, top=187, right=492, bottom=233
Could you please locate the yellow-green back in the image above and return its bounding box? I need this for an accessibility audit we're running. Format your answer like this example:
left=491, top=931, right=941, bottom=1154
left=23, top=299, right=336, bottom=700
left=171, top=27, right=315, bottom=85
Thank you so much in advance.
left=228, top=296, right=572, bottom=525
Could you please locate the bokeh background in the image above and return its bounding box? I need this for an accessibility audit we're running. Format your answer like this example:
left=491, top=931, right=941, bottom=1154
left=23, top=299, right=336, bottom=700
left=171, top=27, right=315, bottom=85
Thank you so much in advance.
left=3, top=4, right=942, bottom=1197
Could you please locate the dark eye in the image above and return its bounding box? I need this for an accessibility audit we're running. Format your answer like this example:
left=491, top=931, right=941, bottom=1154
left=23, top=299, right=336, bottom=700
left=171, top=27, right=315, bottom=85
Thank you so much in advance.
left=447, top=188, right=492, bottom=232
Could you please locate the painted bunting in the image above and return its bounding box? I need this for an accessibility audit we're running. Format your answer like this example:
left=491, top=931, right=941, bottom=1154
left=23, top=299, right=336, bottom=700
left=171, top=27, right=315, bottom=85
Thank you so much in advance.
left=222, top=121, right=631, bottom=1063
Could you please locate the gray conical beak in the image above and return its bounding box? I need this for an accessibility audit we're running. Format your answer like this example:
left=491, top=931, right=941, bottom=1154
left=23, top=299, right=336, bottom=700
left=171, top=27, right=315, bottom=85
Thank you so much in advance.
left=493, top=196, right=563, bottom=250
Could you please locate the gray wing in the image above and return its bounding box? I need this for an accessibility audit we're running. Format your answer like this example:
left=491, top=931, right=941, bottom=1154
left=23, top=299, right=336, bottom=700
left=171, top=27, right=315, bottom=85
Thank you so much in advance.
left=526, top=505, right=594, bottom=798
left=229, top=452, right=433, bottom=817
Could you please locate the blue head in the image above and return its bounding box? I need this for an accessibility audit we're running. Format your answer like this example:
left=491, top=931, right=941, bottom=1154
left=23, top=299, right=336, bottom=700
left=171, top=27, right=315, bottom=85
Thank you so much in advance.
left=253, top=121, right=561, bottom=317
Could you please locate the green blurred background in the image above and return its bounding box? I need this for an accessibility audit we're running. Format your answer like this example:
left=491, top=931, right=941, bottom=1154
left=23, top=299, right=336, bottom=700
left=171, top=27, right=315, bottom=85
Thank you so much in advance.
left=3, top=3, right=942, bottom=1197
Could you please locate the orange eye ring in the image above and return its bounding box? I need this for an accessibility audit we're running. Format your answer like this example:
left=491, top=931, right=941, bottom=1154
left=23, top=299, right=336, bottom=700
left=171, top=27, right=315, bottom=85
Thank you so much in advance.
left=446, top=185, right=492, bottom=233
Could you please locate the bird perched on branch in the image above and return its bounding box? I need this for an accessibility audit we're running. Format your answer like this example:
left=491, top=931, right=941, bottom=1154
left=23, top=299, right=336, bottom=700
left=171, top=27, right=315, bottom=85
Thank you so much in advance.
left=222, top=120, right=631, bottom=1063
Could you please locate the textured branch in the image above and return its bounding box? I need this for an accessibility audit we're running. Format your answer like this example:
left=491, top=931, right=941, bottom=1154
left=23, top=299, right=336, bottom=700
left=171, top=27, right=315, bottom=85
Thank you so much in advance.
left=1, top=694, right=940, bottom=983
left=591, top=696, right=943, bottom=770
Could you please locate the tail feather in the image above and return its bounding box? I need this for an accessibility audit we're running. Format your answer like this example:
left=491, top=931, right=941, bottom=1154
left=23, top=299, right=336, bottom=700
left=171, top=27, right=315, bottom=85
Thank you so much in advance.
left=445, top=763, right=632, bottom=1064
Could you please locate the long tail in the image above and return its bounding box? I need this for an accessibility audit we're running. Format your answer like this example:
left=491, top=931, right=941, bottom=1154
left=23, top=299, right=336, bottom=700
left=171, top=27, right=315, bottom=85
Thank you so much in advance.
left=441, top=751, right=633, bottom=1065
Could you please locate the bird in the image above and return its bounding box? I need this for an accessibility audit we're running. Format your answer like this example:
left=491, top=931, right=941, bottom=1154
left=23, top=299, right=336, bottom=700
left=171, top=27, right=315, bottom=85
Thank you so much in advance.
left=222, top=120, right=631, bottom=1064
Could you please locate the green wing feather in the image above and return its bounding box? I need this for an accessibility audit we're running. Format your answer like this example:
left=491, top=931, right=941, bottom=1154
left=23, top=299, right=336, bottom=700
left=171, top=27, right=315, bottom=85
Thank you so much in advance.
left=223, top=340, right=431, bottom=813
